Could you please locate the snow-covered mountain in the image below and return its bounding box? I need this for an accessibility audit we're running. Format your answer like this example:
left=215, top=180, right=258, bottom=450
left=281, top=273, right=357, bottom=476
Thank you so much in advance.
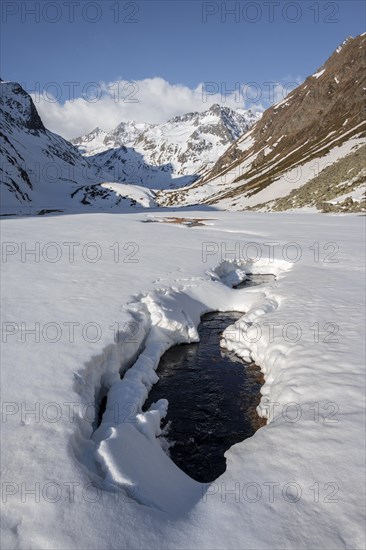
left=72, top=121, right=153, bottom=155
left=0, top=80, right=156, bottom=214
left=159, top=34, right=366, bottom=213
left=71, top=105, right=260, bottom=189
left=2, top=35, right=364, bottom=215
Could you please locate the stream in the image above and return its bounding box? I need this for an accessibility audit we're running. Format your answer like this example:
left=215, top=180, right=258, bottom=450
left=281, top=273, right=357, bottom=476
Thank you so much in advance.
left=143, top=274, right=274, bottom=482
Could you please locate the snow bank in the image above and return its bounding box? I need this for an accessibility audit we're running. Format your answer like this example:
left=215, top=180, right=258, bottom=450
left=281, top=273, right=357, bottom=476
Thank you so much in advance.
left=92, top=274, right=281, bottom=513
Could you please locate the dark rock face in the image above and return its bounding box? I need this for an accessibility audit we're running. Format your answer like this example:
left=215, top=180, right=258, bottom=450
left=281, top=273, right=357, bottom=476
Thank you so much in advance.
left=0, top=81, right=106, bottom=210
left=1, top=82, right=45, bottom=132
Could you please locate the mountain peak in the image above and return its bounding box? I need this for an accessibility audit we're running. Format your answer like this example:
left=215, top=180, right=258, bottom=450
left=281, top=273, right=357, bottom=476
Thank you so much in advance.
left=208, top=103, right=222, bottom=113
left=1, top=80, right=45, bottom=132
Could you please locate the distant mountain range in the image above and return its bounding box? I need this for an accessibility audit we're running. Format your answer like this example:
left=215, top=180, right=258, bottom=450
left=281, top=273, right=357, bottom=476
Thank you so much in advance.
left=71, top=105, right=259, bottom=189
left=1, top=34, right=365, bottom=215
left=0, top=84, right=258, bottom=214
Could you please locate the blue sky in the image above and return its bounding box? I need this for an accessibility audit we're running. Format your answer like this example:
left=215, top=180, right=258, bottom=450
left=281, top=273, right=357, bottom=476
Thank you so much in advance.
left=1, top=0, right=365, bottom=137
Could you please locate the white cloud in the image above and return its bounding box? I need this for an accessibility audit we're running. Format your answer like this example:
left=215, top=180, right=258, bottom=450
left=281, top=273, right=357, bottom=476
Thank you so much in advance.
left=29, top=76, right=302, bottom=140
left=272, top=75, right=304, bottom=104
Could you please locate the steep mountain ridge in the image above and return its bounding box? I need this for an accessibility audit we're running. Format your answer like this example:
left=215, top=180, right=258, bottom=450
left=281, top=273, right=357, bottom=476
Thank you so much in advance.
left=158, top=34, right=365, bottom=212
left=0, top=81, right=155, bottom=213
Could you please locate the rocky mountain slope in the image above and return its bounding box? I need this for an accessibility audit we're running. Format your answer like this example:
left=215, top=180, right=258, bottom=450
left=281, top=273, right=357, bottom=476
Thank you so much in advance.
left=0, top=81, right=155, bottom=214
left=72, top=105, right=260, bottom=189
left=159, top=34, right=366, bottom=212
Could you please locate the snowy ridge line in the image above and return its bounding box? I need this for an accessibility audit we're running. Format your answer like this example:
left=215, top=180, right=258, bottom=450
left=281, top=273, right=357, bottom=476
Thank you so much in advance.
left=74, top=257, right=291, bottom=513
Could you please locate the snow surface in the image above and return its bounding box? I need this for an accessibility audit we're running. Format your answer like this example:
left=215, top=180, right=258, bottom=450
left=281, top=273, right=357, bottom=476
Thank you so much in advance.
left=100, top=183, right=156, bottom=208
left=313, top=69, right=326, bottom=79
left=1, top=210, right=365, bottom=549
left=227, top=134, right=366, bottom=209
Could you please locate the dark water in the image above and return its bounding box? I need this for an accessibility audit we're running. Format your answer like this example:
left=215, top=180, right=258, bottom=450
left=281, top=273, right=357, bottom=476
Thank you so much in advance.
left=144, top=310, right=266, bottom=483
left=235, top=273, right=276, bottom=289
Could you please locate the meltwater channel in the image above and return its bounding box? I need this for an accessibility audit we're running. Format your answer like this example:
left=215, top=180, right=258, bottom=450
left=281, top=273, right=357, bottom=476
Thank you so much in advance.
left=143, top=274, right=275, bottom=482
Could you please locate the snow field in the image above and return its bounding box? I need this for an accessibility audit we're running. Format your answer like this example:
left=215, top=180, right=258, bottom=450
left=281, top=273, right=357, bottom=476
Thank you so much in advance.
left=1, top=211, right=365, bottom=549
